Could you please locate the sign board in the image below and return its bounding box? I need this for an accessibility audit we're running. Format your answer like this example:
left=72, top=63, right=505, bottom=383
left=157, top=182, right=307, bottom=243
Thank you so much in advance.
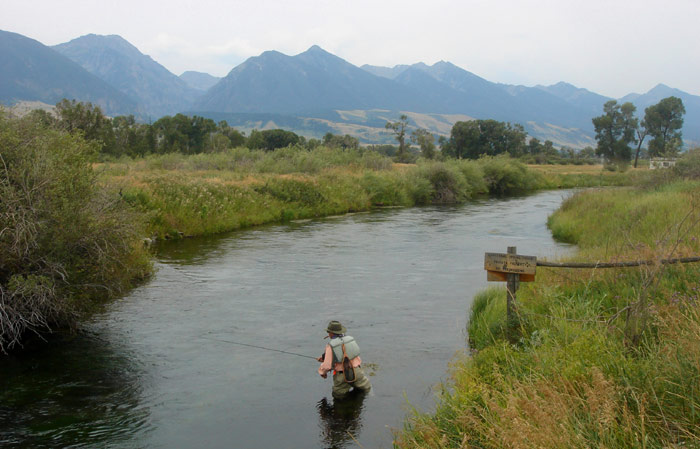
left=484, top=252, right=536, bottom=282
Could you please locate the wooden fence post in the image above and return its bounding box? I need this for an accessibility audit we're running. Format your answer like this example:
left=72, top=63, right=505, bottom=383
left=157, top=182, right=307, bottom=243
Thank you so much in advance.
left=506, top=246, right=520, bottom=335
left=484, top=247, right=535, bottom=342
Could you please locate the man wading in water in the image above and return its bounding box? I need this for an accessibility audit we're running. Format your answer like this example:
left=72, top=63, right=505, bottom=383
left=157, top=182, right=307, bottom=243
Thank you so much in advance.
left=317, top=321, right=372, bottom=399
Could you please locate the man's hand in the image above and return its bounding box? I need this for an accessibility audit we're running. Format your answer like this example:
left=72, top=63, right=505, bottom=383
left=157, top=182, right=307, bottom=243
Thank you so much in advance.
left=320, top=372, right=327, bottom=379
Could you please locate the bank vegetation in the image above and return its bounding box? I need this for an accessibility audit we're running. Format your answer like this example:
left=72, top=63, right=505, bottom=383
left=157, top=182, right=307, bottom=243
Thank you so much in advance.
left=0, top=114, right=151, bottom=352
left=395, top=149, right=700, bottom=448
left=101, top=147, right=634, bottom=240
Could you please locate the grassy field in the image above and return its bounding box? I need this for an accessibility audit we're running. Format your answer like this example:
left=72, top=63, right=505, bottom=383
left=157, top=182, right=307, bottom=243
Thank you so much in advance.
left=96, top=148, right=640, bottom=240
left=395, top=172, right=700, bottom=448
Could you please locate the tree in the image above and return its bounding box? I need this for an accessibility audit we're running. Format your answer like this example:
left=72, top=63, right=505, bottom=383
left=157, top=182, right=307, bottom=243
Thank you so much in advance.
left=527, top=137, right=542, bottom=155
left=111, top=115, right=155, bottom=157
left=579, top=146, right=596, bottom=160
left=445, top=121, right=479, bottom=159
left=592, top=100, right=638, bottom=163
left=410, top=129, right=436, bottom=159
left=385, top=115, right=409, bottom=161
left=542, top=140, right=557, bottom=156
left=218, top=121, right=246, bottom=148
left=445, top=120, right=527, bottom=159
left=152, top=114, right=217, bottom=154
left=633, top=119, right=648, bottom=168
left=247, top=129, right=300, bottom=151
left=323, top=132, right=360, bottom=150
left=645, top=96, right=685, bottom=157
left=55, top=99, right=115, bottom=153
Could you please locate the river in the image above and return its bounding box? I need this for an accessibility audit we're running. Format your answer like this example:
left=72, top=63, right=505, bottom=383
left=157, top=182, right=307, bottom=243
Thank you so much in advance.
left=0, top=190, right=574, bottom=448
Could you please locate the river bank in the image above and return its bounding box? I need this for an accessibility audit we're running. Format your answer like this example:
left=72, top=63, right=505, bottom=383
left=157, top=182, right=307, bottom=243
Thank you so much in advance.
left=98, top=149, right=638, bottom=240
left=395, top=173, right=700, bottom=447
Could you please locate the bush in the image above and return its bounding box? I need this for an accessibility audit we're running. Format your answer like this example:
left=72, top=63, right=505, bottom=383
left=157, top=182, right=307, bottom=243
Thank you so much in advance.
left=0, top=114, right=151, bottom=351
left=479, top=155, right=540, bottom=194
left=416, top=162, right=470, bottom=203
left=359, top=172, right=410, bottom=206
left=454, top=159, right=488, bottom=195
left=674, top=147, right=700, bottom=179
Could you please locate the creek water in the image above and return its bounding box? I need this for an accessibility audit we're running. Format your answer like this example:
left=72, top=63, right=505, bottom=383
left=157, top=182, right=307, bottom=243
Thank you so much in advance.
left=0, top=190, right=575, bottom=449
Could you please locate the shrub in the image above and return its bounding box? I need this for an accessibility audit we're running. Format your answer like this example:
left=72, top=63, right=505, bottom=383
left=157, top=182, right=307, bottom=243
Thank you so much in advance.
left=359, top=172, right=410, bottom=206
left=0, top=114, right=151, bottom=351
left=674, top=147, right=700, bottom=179
left=454, top=159, right=488, bottom=195
left=479, top=155, right=539, bottom=194
left=416, top=162, right=470, bottom=203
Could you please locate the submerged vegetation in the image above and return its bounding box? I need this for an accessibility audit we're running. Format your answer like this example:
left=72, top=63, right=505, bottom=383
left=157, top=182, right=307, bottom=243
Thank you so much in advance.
left=396, top=150, right=700, bottom=448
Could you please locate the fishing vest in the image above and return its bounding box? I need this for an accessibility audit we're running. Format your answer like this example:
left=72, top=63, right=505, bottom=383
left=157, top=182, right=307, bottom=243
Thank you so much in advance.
left=329, top=335, right=360, bottom=363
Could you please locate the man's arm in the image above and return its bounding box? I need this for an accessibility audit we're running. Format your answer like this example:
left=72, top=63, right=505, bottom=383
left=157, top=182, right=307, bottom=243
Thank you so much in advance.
left=317, top=345, right=333, bottom=377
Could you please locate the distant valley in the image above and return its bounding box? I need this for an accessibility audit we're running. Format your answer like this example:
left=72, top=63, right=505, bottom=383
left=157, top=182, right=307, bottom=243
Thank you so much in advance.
left=1, top=29, right=698, bottom=148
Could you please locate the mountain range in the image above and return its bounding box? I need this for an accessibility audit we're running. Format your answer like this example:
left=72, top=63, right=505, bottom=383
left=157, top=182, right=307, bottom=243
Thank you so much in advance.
left=0, top=30, right=138, bottom=116
left=1, top=29, right=698, bottom=148
left=53, top=34, right=199, bottom=119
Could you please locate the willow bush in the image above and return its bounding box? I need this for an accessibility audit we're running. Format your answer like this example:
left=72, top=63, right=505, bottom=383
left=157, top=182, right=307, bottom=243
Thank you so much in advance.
left=0, top=114, right=151, bottom=352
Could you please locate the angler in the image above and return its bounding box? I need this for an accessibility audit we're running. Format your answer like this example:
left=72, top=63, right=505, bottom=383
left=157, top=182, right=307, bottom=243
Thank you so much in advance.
left=317, top=320, right=372, bottom=399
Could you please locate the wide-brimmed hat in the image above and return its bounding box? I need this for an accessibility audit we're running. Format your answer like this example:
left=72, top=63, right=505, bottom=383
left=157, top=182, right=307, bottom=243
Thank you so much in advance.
left=326, top=320, right=346, bottom=334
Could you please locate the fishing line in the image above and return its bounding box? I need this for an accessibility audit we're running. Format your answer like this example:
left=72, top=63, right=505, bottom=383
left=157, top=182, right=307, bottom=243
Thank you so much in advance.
left=200, top=335, right=318, bottom=360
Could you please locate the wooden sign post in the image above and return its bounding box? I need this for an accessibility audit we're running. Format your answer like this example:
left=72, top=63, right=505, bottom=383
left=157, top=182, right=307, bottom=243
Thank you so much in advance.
left=484, top=247, right=536, bottom=334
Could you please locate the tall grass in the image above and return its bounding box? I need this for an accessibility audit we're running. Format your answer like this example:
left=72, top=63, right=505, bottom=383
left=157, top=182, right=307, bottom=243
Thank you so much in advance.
left=103, top=152, right=596, bottom=239
left=396, top=173, right=700, bottom=448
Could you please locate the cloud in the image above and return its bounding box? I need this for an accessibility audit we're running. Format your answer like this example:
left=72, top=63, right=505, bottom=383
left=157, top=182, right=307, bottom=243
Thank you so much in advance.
left=141, top=33, right=261, bottom=75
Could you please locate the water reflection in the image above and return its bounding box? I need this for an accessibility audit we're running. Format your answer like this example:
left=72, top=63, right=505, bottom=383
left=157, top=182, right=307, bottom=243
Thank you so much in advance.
left=0, top=332, right=149, bottom=448
left=316, top=391, right=368, bottom=449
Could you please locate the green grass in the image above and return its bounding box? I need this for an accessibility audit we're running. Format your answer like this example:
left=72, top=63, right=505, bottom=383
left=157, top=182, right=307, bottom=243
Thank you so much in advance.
left=396, top=175, right=700, bottom=448
left=100, top=151, right=635, bottom=239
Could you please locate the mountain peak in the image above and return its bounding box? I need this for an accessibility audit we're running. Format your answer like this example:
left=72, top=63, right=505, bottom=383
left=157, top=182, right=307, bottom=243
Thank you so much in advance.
left=305, top=44, right=325, bottom=53
left=431, top=60, right=458, bottom=70
left=259, top=49, right=286, bottom=58
left=648, top=83, right=677, bottom=94
left=53, top=33, right=197, bottom=117
left=297, top=45, right=337, bottom=60
left=58, top=33, right=140, bottom=56
left=552, top=81, right=576, bottom=89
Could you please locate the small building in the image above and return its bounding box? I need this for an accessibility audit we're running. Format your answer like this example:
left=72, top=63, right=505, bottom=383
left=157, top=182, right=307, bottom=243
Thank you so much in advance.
left=649, top=158, right=677, bottom=169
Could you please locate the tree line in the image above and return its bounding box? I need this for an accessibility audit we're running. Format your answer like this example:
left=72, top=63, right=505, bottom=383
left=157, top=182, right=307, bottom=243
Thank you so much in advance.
left=385, top=114, right=596, bottom=164
left=27, top=99, right=365, bottom=158
left=28, top=97, right=685, bottom=166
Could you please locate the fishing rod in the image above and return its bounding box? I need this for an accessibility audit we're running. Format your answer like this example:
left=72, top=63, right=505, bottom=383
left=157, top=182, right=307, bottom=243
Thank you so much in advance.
left=201, top=335, right=318, bottom=360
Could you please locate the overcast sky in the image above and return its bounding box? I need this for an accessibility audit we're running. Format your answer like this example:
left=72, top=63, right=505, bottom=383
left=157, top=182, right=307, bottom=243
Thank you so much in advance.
left=2, top=0, right=698, bottom=98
